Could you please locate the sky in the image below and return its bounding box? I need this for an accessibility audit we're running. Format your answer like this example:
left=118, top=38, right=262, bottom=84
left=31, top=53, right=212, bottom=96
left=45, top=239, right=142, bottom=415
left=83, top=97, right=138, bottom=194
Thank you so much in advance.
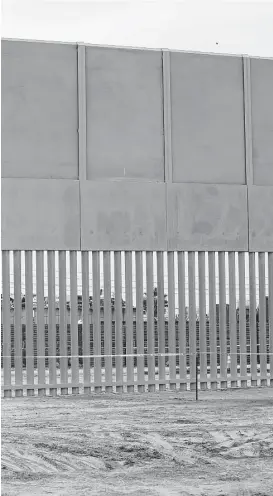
left=2, top=0, right=273, bottom=58
left=1, top=0, right=272, bottom=305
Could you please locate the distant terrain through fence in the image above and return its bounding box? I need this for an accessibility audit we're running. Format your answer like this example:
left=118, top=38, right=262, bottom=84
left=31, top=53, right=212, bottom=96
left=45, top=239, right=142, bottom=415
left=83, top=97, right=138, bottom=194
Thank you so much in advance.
left=1, top=250, right=273, bottom=397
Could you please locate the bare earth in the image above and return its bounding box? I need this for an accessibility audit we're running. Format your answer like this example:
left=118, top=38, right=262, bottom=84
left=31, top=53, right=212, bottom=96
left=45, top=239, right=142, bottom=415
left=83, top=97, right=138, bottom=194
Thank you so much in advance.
left=1, top=388, right=273, bottom=496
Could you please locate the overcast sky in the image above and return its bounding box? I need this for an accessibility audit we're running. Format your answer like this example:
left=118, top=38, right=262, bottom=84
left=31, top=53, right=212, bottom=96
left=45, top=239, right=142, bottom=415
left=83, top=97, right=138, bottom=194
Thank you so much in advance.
left=2, top=0, right=273, bottom=57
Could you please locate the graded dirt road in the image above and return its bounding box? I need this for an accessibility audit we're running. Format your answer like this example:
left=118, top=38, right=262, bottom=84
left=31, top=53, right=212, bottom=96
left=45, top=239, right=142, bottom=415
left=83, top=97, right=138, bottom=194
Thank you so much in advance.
left=1, top=388, right=273, bottom=496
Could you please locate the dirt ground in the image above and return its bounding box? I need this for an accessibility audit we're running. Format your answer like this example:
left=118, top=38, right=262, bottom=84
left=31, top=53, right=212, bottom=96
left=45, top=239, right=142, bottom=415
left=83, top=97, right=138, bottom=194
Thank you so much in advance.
left=1, top=388, right=273, bottom=496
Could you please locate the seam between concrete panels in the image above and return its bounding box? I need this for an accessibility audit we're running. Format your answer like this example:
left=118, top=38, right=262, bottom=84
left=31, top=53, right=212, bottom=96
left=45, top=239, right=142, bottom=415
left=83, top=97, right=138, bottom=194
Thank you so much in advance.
left=243, top=56, right=253, bottom=187
left=77, top=43, right=87, bottom=182
left=162, top=50, right=173, bottom=250
left=77, top=44, right=87, bottom=250
left=243, top=56, right=253, bottom=252
left=162, top=49, right=173, bottom=184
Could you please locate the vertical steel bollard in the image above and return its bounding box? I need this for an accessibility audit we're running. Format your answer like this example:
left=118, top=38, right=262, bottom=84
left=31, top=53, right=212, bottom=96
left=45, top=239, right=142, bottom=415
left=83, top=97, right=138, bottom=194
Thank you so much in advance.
left=196, top=353, right=199, bottom=401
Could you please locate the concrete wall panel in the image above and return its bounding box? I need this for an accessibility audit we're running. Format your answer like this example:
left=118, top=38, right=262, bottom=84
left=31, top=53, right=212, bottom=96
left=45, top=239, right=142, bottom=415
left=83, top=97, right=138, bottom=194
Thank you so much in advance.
left=167, top=184, right=248, bottom=251
left=1, top=40, right=78, bottom=179
left=248, top=186, right=273, bottom=251
left=86, top=47, right=164, bottom=181
left=2, top=39, right=273, bottom=253
left=170, top=52, right=246, bottom=184
left=251, top=58, right=273, bottom=185
left=81, top=181, right=167, bottom=250
left=1, top=179, right=80, bottom=250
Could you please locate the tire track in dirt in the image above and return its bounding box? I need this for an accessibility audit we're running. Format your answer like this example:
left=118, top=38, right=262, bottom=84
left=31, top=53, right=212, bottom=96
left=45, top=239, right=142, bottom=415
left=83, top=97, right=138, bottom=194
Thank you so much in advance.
left=2, top=389, right=273, bottom=496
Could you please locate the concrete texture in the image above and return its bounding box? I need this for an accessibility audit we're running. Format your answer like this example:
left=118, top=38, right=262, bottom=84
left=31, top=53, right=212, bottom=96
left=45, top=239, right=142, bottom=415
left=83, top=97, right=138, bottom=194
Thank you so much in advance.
left=170, top=52, right=246, bottom=184
left=167, top=183, right=248, bottom=251
left=86, top=47, right=164, bottom=181
left=1, top=40, right=78, bottom=179
left=80, top=181, right=167, bottom=250
left=1, top=179, right=80, bottom=250
left=2, top=39, right=273, bottom=252
left=251, top=58, right=273, bottom=186
left=248, top=186, right=273, bottom=251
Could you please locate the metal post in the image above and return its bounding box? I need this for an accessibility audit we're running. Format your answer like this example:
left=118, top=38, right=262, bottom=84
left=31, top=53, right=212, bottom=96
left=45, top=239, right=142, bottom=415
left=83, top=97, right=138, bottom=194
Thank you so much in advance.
left=196, top=353, right=199, bottom=401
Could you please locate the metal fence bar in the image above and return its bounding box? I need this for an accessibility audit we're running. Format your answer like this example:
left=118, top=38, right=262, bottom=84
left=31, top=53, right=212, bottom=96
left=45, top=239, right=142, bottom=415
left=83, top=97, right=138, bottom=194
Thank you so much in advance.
left=59, top=250, right=68, bottom=395
left=147, top=251, right=155, bottom=392
left=48, top=251, right=57, bottom=395
left=70, top=251, right=79, bottom=394
left=258, top=252, right=267, bottom=385
left=92, top=251, right=101, bottom=392
left=249, top=252, right=257, bottom=386
left=125, top=251, right=134, bottom=392
left=157, top=251, right=166, bottom=390
left=238, top=252, right=247, bottom=387
left=135, top=251, right=145, bottom=392
left=2, top=251, right=11, bottom=397
left=36, top=251, right=45, bottom=396
left=82, top=251, right=90, bottom=393
left=218, top=252, right=227, bottom=388
left=188, top=252, right=196, bottom=390
left=198, top=252, right=207, bottom=390
left=25, top=251, right=34, bottom=396
left=114, top=251, right=123, bottom=392
left=14, top=251, right=23, bottom=396
left=3, top=248, right=273, bottom=398
left=229, top=252, right=238, bottom=386
left=178, top=251, right=187, bottom=390
left=167, top=251, right=176, bottom=390
left=103, top=251, right=112, bottom=392
left=268, top=252, right=273, bottom=385
left=208, top=252, right=217, bottom=389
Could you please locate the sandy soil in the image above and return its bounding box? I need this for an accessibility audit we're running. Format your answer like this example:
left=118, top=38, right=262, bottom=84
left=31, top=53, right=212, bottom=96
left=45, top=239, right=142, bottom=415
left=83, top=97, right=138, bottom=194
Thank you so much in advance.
left=1, top=388, right=273, bottom=496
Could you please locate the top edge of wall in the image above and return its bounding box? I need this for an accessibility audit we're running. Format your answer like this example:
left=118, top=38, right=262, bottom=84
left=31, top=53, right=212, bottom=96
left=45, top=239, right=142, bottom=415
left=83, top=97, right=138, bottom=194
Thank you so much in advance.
left=2, top=37, right=273, bottom=61
left=1, top=37, right=160, bottom=53
left=1, top=37, right=77, bottom=47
